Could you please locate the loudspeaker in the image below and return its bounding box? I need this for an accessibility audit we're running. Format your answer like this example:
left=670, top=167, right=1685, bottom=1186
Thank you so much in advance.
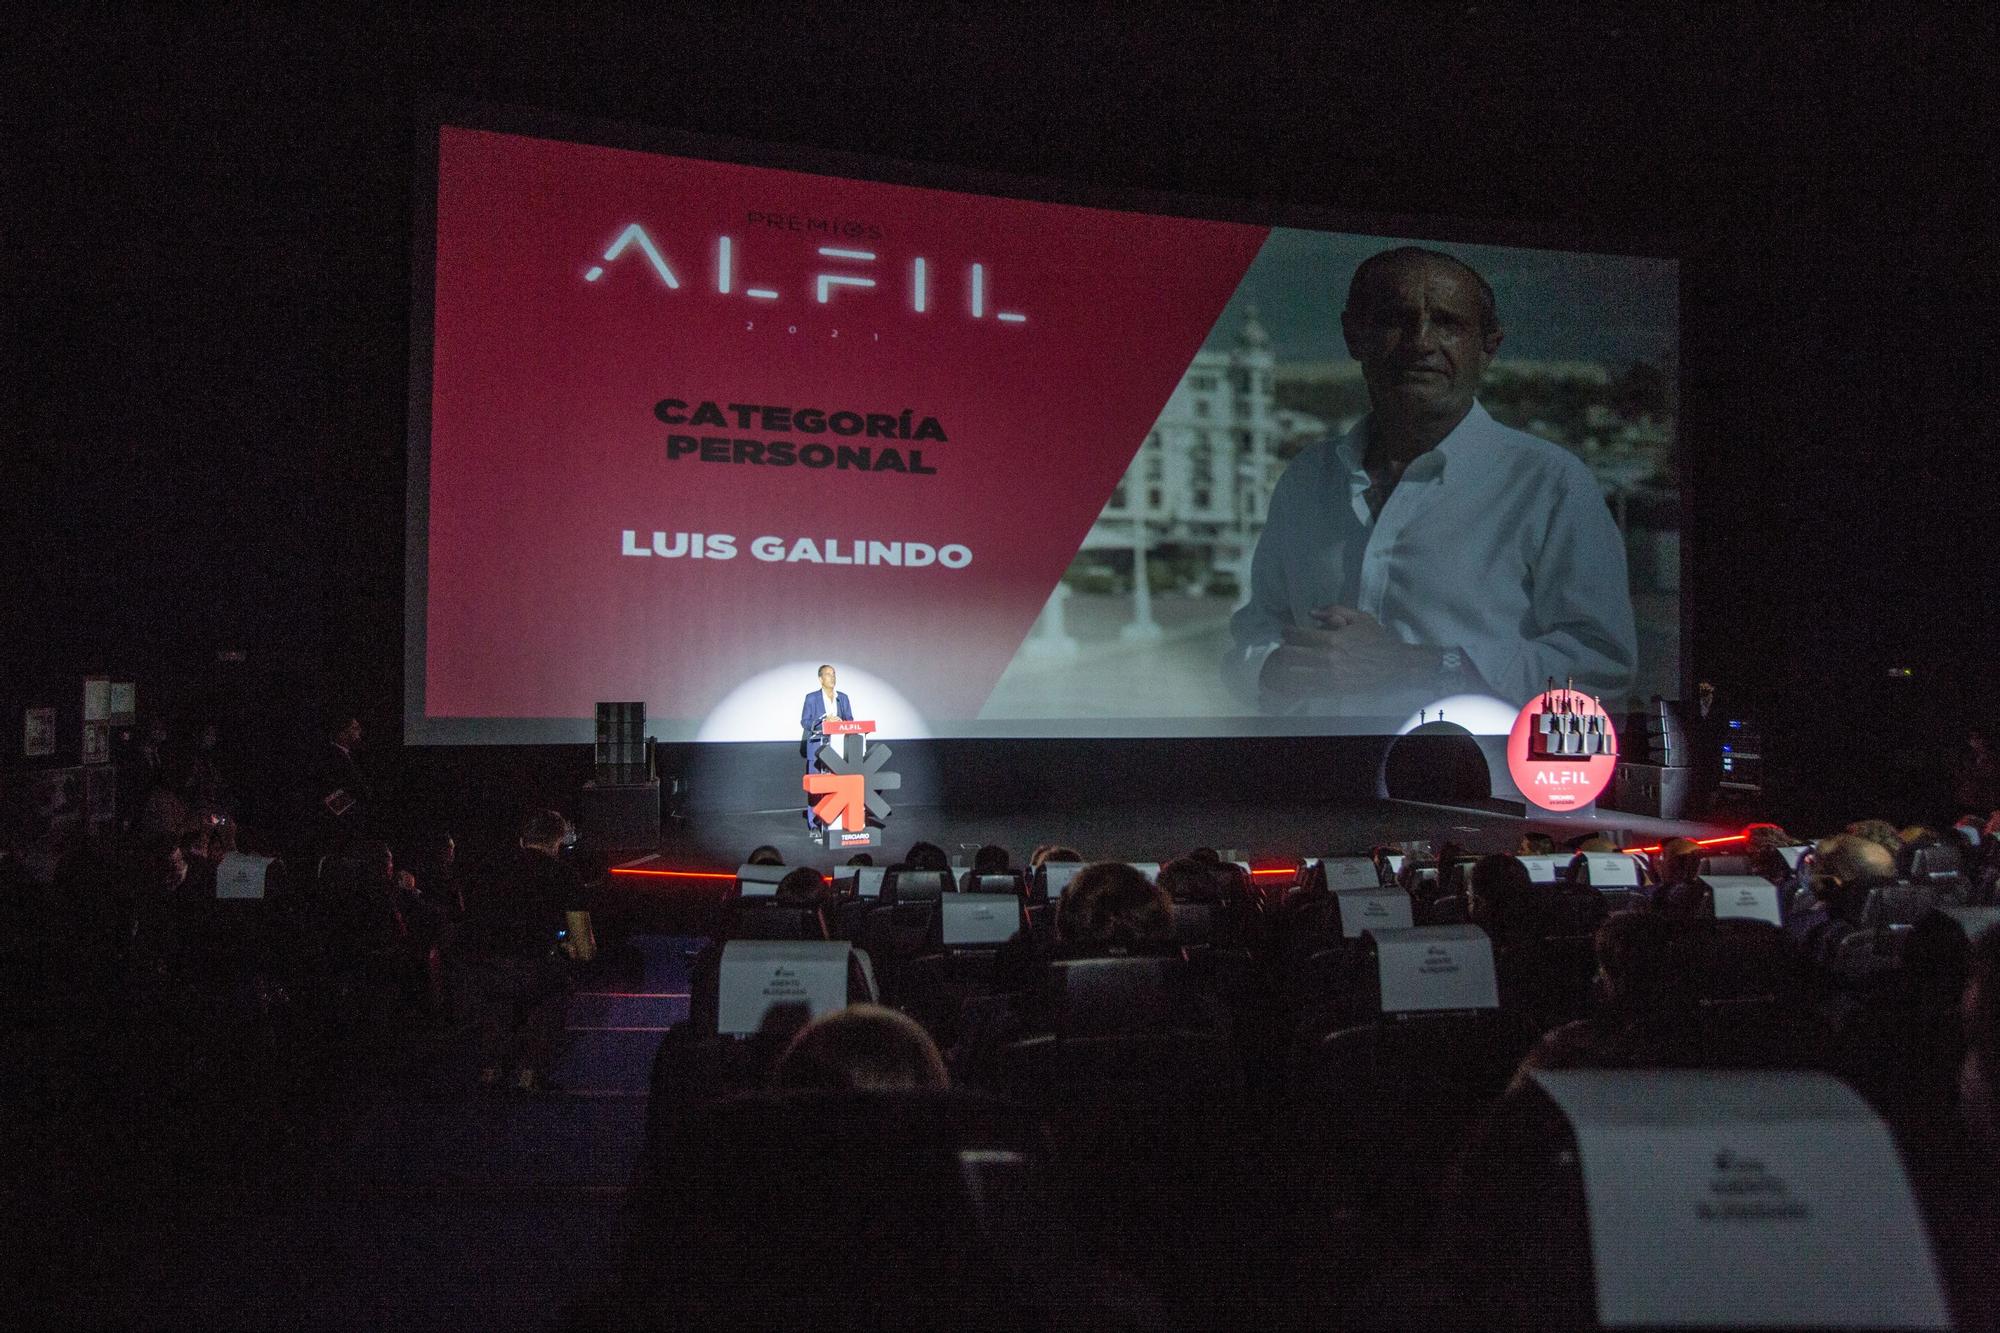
left=595, top=701, right=651, bottom=785
left=1601, top=762, right=1690, bottom=820
left=579, top=779, right=660, bottom=851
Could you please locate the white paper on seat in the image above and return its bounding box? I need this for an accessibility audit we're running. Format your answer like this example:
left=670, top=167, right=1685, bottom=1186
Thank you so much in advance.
left=1777, top=844, right=1807, bottom=868
left=1705, top=875, right=1783, bottom=926
left=1372, top=924, right=1497, bottom=1012
left=1043, top=863, right=1083, bottom=900
left=850, top=947, right=879, bottom=1004
left=1385, top=854, right=1405, bottom=876
left=1126, top=861, right=1160, bottom=881
left=942, top=893, right=1022, bottom=946
left=1320, top=857, right=1381, bottom=891
left=1531, top=1069, right=1950, bottom=1330
left=1940, top=905, right=2000, bottom=941
left=1582, top=851, right=1642, bottom=887
left=1517, top=854, right=1562, bottom=883
left=215, top=852, right=272, bottom=900
left=850, top=866, right=887, bottom=899
left=1333, top=887, right=1413, bottom=938
left=736, top=863, right=786, bottom=898
left=717, top=940, right=852, bottom=1035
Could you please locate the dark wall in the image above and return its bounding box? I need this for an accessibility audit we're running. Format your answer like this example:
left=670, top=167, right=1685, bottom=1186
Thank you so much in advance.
left=12, top=11, right=1996, bottom=832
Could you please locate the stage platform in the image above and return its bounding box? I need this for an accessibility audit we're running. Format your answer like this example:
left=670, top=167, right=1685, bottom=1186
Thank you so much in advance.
left=597, top=796, right=1730, bottom=933
left=614, top=796, right=1728, bottom=880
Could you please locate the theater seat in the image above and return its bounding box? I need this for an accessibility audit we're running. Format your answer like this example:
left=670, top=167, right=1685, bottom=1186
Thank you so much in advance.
left=617, top=1088, right=1054, bottom=1330
left=1906, top=844, right=1974, bottom=904
left=1863, top=881, right=1939, bottom=930
left=1040, top=954, right=1220, bottom=1038
left=1168, top=898, right=1217, bottom=949
left=1435, top=1072, right=1952, bottom=1332
left=856, top=869, right=952, bottom=1001
left=1282, top=1008, right=1540, bottom=1244
left=729, top=902, right=828, bottom=941
left=959, top=869, right=1027, bottom=896
left=983, top=1017, right=1251, bottom=1296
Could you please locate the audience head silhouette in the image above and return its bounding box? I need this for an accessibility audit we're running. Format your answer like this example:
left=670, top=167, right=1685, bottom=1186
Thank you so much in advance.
left=1055, top=862, right=1174, bottom=955
left=774, top=1004, right=949, bottom=1092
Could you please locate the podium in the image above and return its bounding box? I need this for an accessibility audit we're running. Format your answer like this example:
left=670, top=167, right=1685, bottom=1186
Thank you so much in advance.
left=804, top=718, right=898, bottom=851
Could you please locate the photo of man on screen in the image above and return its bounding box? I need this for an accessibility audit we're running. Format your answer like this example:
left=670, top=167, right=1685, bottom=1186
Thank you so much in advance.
left=1224, top=245, right=1638, bottom=718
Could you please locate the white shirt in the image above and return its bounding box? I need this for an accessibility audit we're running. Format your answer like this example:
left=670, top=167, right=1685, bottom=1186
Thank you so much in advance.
left=1227, top=401, right=1637, bottom=714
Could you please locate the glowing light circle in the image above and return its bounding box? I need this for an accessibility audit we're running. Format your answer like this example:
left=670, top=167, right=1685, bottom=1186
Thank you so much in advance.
left=1398, top=694, right=1520, bottom=736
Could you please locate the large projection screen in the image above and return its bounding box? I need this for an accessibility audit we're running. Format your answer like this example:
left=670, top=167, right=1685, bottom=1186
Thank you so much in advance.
left=407, top=114, right=1679, bottom=746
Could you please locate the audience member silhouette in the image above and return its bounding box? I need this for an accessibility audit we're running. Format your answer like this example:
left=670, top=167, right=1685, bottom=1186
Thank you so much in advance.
left=773, top=1004, right=950, bottom=1092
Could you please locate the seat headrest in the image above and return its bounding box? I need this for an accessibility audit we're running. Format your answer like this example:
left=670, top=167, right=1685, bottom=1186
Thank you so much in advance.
left=1935, top=905, right=2000, bottom=942
left=1863, top=882, right=1938, bottom=929
left=941, top=893, right=1023, bottom=947
left=644, top=1087, right=1046, bottom=1257
left=887, top=868, right=950, bottom=903
left=1699, top=875, right=1783, bottom=926
left=716, top=939, right=856, bottom=1035
left=1040, top=862, right=1084, bottom=901
left=1319, top=856, right=1383, bottom=891
left=736, top=862, right=787, bottom=897
left=1908, top=844, right=1966, bottom=880
left=731, top=904, right=828, bottom=942
left=1573, top=851, right=1644, bottom=887
left=1334, top=886, right=1414, bottom=938
left=1367, top=923, right=1498, bottom=1013
left=1526, top=1069, right=1949, bottom=1330
left=1170, top=900, right=1216, bottom=947
left=1046, top=954, right=1192, bottom=1037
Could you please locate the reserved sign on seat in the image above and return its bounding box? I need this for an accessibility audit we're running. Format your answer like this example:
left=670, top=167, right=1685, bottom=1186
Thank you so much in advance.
left=718, top=940, right=854, bottom=1035
left=1370, top=923, right=1498, bottom=1012
left=1581, top=851, right=1643, bottom=887
left=1334, top=887, right=1413, bottom=938
left=216, top=852, right=273, bottom=900
left=1516, top=854, right=1562, bottom=883
left=1531, top=1069, right=1949, bottom=1329
left=942, top=893, right=1022, bottom=947
left=1704, top=874, right=1783, bottom=926
left=1318, top=856, right=1381, bottom=890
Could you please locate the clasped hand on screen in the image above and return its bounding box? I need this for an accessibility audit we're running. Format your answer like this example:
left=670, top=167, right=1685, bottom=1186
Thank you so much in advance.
left=1260, top=605, right=1438, bottom=702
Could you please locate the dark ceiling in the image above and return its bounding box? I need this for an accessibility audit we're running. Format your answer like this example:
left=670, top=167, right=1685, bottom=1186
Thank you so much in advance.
left=8, top=8, right=1995, bottom=750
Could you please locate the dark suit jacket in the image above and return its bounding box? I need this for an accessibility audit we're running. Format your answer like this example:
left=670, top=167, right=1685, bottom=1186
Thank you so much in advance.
left=315, top=742, right=369, bottom=814
left=799, top=690, right=853, bottom=761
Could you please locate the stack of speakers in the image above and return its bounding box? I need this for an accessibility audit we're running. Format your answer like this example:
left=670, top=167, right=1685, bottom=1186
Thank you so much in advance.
left=580, top=701, right=661, bottom=851
left=1604, top=698, right=1691, bottom=819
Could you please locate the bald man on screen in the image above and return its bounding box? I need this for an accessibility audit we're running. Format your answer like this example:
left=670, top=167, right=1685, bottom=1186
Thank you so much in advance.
left=1225, top=246, right=1637, bottom=718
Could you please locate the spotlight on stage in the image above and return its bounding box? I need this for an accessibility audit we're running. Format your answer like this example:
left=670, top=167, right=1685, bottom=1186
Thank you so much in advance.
left=694, top=662, right=934, bottom=743
left=1382, top=694, right=1517, bottom=809
left=1397, top=693, right=1519, bottom=736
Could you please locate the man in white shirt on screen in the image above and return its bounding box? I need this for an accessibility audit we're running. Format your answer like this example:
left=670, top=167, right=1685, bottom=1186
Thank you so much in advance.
left=1225, top=245, right=1637, bottom=719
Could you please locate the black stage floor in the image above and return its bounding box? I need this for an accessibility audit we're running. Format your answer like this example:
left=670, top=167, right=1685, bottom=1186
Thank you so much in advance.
left=635, top=797, right=1728, bottom=876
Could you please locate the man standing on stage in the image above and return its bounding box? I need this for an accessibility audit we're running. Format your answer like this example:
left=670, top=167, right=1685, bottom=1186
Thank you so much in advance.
left=1226, top=245, right=1637, bottom=718
left=800, top=664, right=853, bottom=833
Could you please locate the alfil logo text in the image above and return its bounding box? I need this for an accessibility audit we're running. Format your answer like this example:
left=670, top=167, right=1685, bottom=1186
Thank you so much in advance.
left=581, top=224, right=1028, bottom=324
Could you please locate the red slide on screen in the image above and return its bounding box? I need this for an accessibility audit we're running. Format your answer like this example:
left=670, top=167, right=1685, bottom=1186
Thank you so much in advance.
left=424, top=126, right=1267, bottom=730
